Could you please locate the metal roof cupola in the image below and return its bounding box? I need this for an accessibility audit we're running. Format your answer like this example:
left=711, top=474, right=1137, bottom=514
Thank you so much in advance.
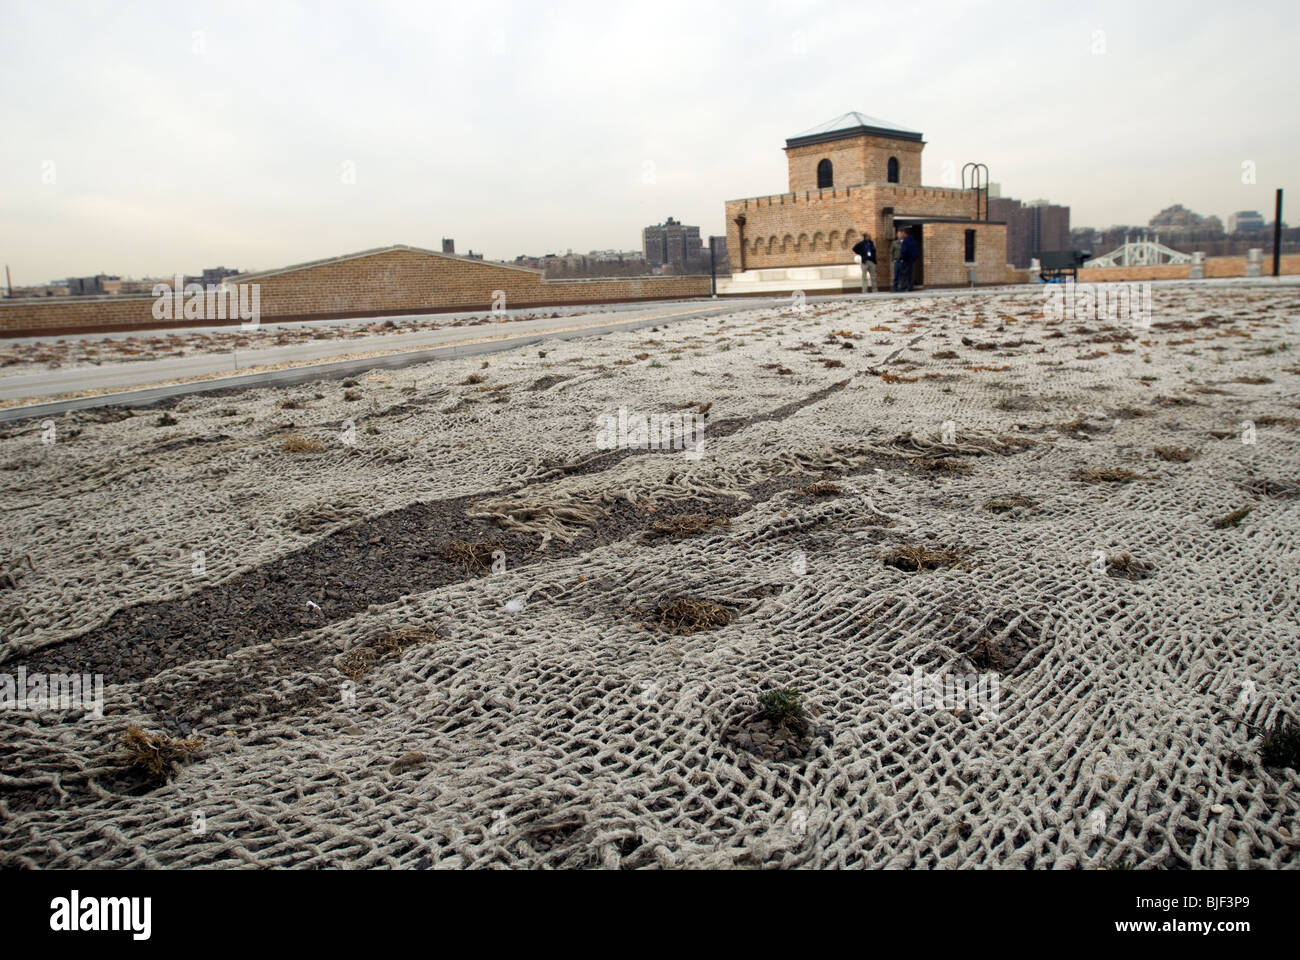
left=785, top=112, right=924, bottom=148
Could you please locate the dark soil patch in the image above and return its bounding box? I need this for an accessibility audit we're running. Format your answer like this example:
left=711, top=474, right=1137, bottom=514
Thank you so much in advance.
left=1240, top=478, right=1300, bottom=498
left=911, top=457, right=972, bottom=476
left=526, top=374, right=573, bottom=392
left=24, top=495, right=540, bottom=685
left=956, top=611, right=1046, bottom=675
left=648, top=514, right=730, bottom=538
left=799, top=481, right=843, bottom=497
left=147, top=434, right=232, bottom=456
left=985, top=495, right=1036, bottom=514
left=1107, top=553, right=1155, bottom=580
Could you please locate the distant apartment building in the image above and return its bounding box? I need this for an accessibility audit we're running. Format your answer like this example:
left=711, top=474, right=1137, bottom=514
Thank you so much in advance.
left=643, top=217, right=703, bottom=273
left=200, top=266, right=240, bottom=285
left=8, top=283, right=70, bottom=298
left=987, top=196, right=1070, bottom=268
left=1149, top=204, right=1224, bottom=236
left=65, top=274, right=122, bottom=296
left=588, top=248, right=645, bottom=264
left=1228, top=210, right=1266, bottom=234
left=513, top=249, right=646, bottom=277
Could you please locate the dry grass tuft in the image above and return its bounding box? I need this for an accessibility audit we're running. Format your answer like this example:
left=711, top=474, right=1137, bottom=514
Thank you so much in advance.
left=799, top=481, right=843, bottom=497
left=1212, top=506, right=1253, bottom=529
left=121, top=725, right=204, bottom=781
left=281, top=435, right=325, bottom=454
left=439, top=539, right=499, bottom=571
left=336, top=625, right=438, bottom=681
left=882, top=543, right=970, bottom=572
left=1154, top=446, right=1196, bottom=462
left=648, top=599, right=734, bottom=635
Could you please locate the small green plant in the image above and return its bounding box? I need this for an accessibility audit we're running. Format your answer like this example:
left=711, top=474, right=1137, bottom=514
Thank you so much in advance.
left=757, top=688, right=807, bottom=729
left=649, top=360, right=663, bottom=368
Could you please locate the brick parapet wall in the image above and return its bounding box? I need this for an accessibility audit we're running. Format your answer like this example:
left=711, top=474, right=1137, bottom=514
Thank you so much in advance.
left=0, top=249, right=712, bottom=336
left=1076, top=254, right=1300, bottom=283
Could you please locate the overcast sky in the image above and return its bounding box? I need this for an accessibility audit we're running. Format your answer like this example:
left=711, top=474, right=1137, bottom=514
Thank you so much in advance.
left=1, top=0, right=1296, bottom=282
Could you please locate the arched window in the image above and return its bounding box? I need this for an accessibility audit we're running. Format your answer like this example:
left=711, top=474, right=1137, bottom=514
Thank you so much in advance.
left=887, top=157, right=900, bottom=183
left=816, top=159, right=833, bottom=189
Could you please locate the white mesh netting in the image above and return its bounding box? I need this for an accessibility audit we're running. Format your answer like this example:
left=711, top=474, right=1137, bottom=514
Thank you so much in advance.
left=2, top=283, right=1298, bottom=868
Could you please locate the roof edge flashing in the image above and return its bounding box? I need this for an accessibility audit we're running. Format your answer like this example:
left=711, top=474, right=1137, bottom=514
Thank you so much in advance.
left=786, top=127, right=925, bottom=149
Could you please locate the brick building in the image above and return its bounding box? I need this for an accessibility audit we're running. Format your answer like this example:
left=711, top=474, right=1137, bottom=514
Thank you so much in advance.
left=988, top=196, right=1071, bottom=268
left=721, top=112, right=1016, bottom=293
left=66, top=274, right=122, bottom=296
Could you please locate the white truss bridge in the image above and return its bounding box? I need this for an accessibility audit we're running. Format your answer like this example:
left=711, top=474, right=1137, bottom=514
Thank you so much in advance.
left=1084, top=233, right=1195, bottom=267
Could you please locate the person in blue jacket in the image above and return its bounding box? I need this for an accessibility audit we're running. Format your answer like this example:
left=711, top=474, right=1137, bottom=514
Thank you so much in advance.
left=851, top=234, right=877, bottom=293
left=898, top=229, right=920, bottom=291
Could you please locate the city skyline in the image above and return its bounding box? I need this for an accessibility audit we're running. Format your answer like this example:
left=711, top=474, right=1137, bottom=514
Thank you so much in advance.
left=2, top=0, right=1296, bottom=283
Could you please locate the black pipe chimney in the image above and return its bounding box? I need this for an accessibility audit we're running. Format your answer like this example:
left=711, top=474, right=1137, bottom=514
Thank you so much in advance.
left=1274, top=188, right=1283, bottom=278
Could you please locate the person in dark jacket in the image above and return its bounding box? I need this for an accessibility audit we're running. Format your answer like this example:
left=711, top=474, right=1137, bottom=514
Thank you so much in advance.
left=851, top=233, right=877, bottom=293
left=898, top=229, right=920, bottom=291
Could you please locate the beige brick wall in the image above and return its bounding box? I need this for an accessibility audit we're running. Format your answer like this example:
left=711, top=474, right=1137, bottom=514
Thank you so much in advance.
left=726, top=183, right=998, bottom=283
left=1077, top=254, right=1299, bottom=283
left=0, top=248, right=711, bottom=336
left=919, top=222, right=1012, bottom=286
left=786, top=136, right=923, bottom=192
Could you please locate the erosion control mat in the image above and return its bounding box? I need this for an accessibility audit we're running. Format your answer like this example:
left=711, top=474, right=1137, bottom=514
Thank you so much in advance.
left=2, top=284, right=1299, bottom=868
